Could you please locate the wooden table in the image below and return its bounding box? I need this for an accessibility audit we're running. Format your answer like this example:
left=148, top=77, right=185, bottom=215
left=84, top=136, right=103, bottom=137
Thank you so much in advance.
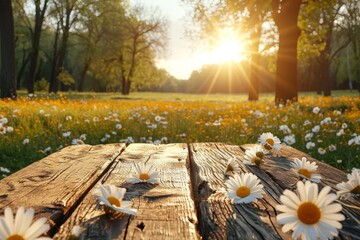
left=0, top=143, right=359, bottom=239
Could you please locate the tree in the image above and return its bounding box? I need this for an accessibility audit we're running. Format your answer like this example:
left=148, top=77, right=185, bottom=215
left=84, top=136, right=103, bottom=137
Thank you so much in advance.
left=0, top=0, right=17, bottom=99
left=25, top=0, right=51, bottom=94
left=118, top=4, right=168, bottom=95
left=272, top=0, right=302, bottom=103
left=49, top=0, right=79, bottom=93
left=74, top=1, right=105, bottom=92
left=299, top=0, right=350, bottom=96
left=226, top=1, right=271, bottom=100
left=343, top=0, right=360, bottom=92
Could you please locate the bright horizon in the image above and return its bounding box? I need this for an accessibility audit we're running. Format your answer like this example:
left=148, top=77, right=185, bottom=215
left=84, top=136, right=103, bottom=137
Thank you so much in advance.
left=131, top=0, right=248, bottom=80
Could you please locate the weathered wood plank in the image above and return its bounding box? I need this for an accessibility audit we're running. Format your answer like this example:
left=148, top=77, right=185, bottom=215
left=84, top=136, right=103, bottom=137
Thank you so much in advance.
left=54, top=143, right=198, bottom=240
left=189, top=142, right=289, bottom=240
left=255, top=144, right=360, bottom=240
left=0, top=143, right=125, bottom=235
left=190, top=142, right=360, bottom=240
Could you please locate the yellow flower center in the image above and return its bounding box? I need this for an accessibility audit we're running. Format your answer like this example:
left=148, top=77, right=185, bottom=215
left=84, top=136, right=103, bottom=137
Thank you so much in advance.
left=266, top=138, right=275, bottom=146
left=297, top=202, right=321, bottom=225
left=139, top=173, right=150, bottom=180
left=298, top=169, right=312, bottom=179
left=236, top=186, right=250, bottom=198
left=7, top=235, right=25, bottom=240
left=107, top=196, right=121, bottom=207
left=251, top=157, right=261, bottom=166
left=256, top=151, right=264, bottom=159
left=226, top=164, right=234, bottom=172
left=351, top=185, right=360, bottom=195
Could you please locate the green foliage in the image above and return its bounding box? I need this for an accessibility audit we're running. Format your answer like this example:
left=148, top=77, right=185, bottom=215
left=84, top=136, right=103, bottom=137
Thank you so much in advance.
left=57, top=69, right=75, bottom=86
left=34, top=78, right=50, bottom=91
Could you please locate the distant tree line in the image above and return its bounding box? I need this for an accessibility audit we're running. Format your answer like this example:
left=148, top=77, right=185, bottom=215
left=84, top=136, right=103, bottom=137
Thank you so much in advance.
left=182, top=0, right=360, bottom=102
left=1, top=0, right=360, bottom=101
left=1, top=0, right=168, bottom=97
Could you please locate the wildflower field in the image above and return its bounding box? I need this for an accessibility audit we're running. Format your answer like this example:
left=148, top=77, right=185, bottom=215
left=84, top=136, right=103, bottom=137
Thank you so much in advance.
left=0, top=92, right=359, bottom=178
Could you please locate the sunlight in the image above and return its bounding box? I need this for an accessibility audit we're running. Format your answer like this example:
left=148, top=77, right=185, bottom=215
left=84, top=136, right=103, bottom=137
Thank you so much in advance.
left=208, top=37, right=246, bottom=63
left=207, top=28, right=247, bottom=64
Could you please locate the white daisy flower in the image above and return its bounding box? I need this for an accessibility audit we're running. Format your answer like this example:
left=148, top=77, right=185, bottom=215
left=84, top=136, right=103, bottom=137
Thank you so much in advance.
left=312, top=106, right=320, bottom=114
left=243, top=145, right=267, bottom=166
left=303, top=120, right=311, bottom=126
left=318, top=148, right=326, bottom=155
left=304, top=133, right=313, bottom=141
left=258, top=132, right=282, bottom=151
left=95, top=184, right=137, bottom=215
left=283, top=134, right=296, bottom=146
left=336, top=129, right=344, bottom=137
left=291, top=157, right=321, bottom=183
left=0, top=207, right=51, bottom=240
left=305, top=142, right=315, bottom=150
left=225, top=158, right=241, bottom=174
left=225, top=173, right=264, bottom=204
left=126, top=162, right=160, bottom=184
left=276, top=181, right=345, bottom=240
left=328, top=144, right=336, bottom=152
left=279, top=125, right=291, bottom=134
left=312, top=125, right=320, bottom=133
left=336, top=168, right=360, bottom=198
left=0, top=126, right=6, bottom=135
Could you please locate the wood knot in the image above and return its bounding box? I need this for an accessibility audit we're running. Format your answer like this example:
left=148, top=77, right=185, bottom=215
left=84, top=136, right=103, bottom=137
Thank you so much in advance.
left=136, top=222, right=145, bottom=231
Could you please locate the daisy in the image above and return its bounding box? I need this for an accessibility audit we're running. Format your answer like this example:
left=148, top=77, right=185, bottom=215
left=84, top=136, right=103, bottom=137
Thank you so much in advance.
left=291, top=157, right=321, bottom=183
left=312, top=125, right=320, bottom=133
left=305, top=142, right=315, bottom=150
left=243, top=146, right=266, bottom=166
left=95, top=184, right=137, bottom=215
left=0, top=206, right=51, bottom=240
left=276, top=181, right=345, bottom=240
left=283, top=135, right=296, bottom=146
left=304, top=133, right=313, bottom=141
left=312, top=106, right=320, bottom=114
left=328, top=144, right=336, bottom=152
left=126, top=162, right=160, bottom=184
left=225, top=173, right=264, bottom=204
left=336, top=168, right=360, bottom=198
left=318, top=148, right=326, bottom=155
left=258, top=132, right=282, bottom=151
left=225, top=158, right=241, bottom=174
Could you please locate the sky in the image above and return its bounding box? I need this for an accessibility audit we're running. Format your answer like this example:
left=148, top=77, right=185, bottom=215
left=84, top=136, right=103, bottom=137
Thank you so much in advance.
left=131, top=0, right=206, bottom=80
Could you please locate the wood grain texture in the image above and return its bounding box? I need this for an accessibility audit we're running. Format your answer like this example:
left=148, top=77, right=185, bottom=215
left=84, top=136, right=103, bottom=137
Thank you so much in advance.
left=189, top=142, right=288, bottom=240
left=0, top=143, right=125, bottom=236
left=252, top=144, right=360, bottom=240
left=1, top=142, right=359, bottom=240
left=189, top=143, right=360, bottom=240
left=54, top=143, right=198, bottom=240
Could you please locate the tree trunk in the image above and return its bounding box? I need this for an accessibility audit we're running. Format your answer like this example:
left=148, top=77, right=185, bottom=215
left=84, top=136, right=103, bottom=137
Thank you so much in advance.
left=17, top=51, right=30, bottom=90
left=0, top=0, right=17, bottom=99
left=320, top=57, right=331, bottom=96
left=248, top=31, right=261, bottom=101
left=49, top=22, right=60, bottom=93
left=272, top=0, right=302, bottom=103
left=53, top=29, right=70, bottom=93
left=247, top=10, right=262, bottom=101
left=26, top=0, right=49, bottom=94
left=77, top=59, right=90, bottom=92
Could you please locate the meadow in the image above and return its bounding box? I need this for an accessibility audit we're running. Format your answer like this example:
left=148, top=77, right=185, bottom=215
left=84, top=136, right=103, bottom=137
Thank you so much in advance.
left=0, top=91, right=359, bottom=179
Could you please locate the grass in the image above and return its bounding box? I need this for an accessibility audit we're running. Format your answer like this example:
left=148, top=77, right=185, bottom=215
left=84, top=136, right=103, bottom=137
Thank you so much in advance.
left=1, top=90, right=359, bottom=179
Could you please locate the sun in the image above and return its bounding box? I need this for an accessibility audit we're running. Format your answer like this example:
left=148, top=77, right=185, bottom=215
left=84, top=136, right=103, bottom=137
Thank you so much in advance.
left=206, top=28, right=247, bottom=64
